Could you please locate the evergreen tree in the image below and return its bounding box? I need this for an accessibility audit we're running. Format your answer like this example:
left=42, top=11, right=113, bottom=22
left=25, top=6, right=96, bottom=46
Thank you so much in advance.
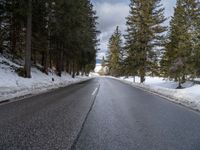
left=161, top=0, right=199, bottom=88
left=0, top=0, right=26, bottom=57
left=192, top=1, right=200, bottom=76
left=107, top=26, right=123, bottom=76
left=0, top=0, right=99, bottom=78
left=125, top=0, right=167, bottom=83
left=32, top=0, right=49, bottom=73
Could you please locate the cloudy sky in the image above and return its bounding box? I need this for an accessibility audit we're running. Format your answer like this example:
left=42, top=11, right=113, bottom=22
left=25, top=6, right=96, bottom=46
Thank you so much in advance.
left=91, top=0, right=177, bottom=59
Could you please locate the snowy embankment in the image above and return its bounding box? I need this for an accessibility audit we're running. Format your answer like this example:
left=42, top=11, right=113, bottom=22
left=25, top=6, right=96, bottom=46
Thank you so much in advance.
left=0, top=56, right=91, bottom=102
left=115, top=76, right=200, bottom=111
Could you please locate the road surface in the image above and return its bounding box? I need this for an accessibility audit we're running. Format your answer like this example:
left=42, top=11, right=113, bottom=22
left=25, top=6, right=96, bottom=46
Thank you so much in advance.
left=0, top=78, right=200, bottom=150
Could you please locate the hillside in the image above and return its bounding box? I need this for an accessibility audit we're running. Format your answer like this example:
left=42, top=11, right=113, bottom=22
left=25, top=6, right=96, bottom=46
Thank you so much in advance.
left=0, top=55, right=90, bottom=102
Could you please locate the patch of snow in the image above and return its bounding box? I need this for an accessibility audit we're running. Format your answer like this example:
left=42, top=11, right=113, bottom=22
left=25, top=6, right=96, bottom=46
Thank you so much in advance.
left=0, top=56, right=21, bottom=68
left=116, top=76, right=200, bottom=111
left=89, top=72, right=100, bottom=77
left=0, top=56, right=91, bottom=102
left=120, top=76, right=194, bottom=89
left=195, top=78, right=200, bottom=81
left=94, top=64, right=102, bottom=73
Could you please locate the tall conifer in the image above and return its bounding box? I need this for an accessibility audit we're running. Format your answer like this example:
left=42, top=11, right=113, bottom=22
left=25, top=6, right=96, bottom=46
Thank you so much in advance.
left=125, top=0, right=166, bottom=83
left=162, top=0, right=199, bottom=87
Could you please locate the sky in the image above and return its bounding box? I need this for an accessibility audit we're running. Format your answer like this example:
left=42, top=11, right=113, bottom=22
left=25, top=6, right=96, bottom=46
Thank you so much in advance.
left=91, top=0, right=177, bottom=60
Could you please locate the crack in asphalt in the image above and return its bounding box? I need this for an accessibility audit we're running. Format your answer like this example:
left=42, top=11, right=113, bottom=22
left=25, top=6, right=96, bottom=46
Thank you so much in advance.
left=70, top=83, right=100, bottom=150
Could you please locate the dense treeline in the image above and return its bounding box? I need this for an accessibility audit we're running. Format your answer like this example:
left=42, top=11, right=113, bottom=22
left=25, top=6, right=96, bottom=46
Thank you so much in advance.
left=107, top=0, right=200, bottom=87
left=0, top=0, right=99, bottom=78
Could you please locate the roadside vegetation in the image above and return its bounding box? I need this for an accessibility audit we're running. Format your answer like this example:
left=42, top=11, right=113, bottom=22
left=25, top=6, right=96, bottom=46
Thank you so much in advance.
left=107, top=0, right=200, bottom=88
left=0, top=0, right=99, bottom=78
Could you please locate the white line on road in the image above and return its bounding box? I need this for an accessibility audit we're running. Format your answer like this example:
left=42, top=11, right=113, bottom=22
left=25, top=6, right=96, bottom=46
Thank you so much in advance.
left=92, top=87, right=98, bottom=96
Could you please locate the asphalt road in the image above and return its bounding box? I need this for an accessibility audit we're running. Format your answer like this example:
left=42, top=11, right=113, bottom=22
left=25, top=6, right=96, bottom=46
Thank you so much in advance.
left=1, top=78, right=200, bottom=150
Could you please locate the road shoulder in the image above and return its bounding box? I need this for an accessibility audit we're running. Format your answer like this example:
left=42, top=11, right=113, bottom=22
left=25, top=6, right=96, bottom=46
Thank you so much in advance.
left=109, top=77, right=200, bottom=113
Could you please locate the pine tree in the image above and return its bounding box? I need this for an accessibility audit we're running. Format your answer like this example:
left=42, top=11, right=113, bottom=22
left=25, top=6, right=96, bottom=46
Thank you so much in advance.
left=1, top=0, right=98, bottom=78
left=107, top=26, right=123, bottom=76
left=32, top=0, right=49, bottom=73
left=192, top=1, right=200, bottom=76
left=161, top=0, right=199, bottom=88
left=125, top=0, right=167, bottom=83
left=0, top=0, right=26, bottom=57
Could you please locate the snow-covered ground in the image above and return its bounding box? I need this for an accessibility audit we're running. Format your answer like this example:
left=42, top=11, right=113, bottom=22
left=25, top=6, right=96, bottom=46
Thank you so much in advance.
left=94, top=64, right=102, bottom=73
left=116, top=76, right=200, bottom=111
left=89, top=72, right=100, bottom=77
left=0, top=56, right=91, bottom=102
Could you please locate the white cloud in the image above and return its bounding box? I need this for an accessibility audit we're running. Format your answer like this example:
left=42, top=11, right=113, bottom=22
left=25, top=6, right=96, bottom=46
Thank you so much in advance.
left=95, top=2, right=129, bottom=33
left=94, top=2, right=129, bottom=52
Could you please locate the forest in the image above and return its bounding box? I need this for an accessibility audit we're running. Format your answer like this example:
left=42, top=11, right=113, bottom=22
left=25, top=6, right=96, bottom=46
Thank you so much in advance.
left=0, top=0, right=99, bottom=78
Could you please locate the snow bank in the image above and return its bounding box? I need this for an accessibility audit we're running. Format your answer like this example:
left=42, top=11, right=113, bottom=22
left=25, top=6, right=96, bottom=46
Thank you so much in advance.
left=89, top=72, right=100, bottom=77
left=116, top=76, right=200, bottom=111
left=94, top=64, right=102, bottom=73
left=0, top=56, right=91, bottom=102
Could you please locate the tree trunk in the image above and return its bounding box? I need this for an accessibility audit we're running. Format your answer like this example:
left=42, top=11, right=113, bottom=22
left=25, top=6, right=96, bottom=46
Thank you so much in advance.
left=56, top=43, right=61, bottom=76
left=10, top=13, right=17, bottom=60
left=133, top=76, right=135, bottom=83
left=140, top=76, right=145, bottom=83
left=56, top=56, right=61, bottom=77
left=140, top=67, right=145, bottom=83
left=65, top=59, right=69, bottom=73
left=24, top=0, right=32, bottom=78
left=60, top=47, right=64, bottom=72
left=177, top=77, right=182, bottom=89
left=41, top=52, right=45, bottom=66
left=33, top=49, right=36, bottom=65
left=49, top=50, right=52, bottom=69
left=43, top=51, right=48, bottom=74
left=72, top=61, right=75, bottom=78
left=44, top=30, right=51, bottom=74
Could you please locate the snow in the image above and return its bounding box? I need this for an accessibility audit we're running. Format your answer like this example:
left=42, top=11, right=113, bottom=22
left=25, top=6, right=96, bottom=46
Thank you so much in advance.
left=120, top=76, right=194, bottom=89
left=0, top=56, right=91, bottom=102
left=89, top=72, right=100, bottom=77
left=116, top=76, right=200, bottom=111
left=94, top=64, right=102, bottom=73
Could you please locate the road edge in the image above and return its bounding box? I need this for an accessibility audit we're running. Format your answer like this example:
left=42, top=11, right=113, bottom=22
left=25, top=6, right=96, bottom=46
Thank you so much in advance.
left=109, top=77, right=200, bottom=113
left=0, top=78, right=93, bottom=106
